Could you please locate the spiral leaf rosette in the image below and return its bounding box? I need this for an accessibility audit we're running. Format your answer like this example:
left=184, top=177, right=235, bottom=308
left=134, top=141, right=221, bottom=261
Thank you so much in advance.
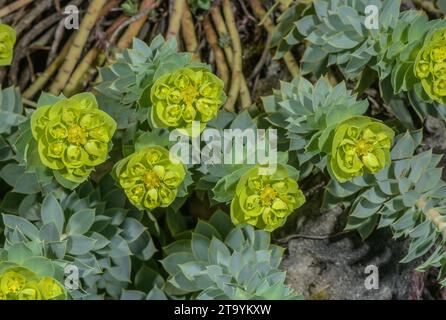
left=30, top=93, right=117, bottom=184
left=415, top=27, right=446, bottom=104
left=0, top=24, right=16, bottom=66
left=114, top=146, right=186, bottom=210
left=231, top=165, right=306, bottom=232
left=150, top=67, right=226, bottom=136
left=328, top=116, right=394, bottom=183
left=162, top=210, right=301, bottom=299
left=0, top=266, right=66, bottom=300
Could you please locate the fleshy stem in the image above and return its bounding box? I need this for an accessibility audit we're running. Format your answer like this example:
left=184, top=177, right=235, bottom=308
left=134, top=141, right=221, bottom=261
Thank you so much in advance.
left=0, top=0, right=33, bottom=18
left=22, top=98, right=37, bottom=109
left=417, top=198, right=446, bottom=238
left=64, top=2, right=125, bottom=96
left=249, top=0, right=299, bottom=77
left=49, top=0, right=107, bottom=95
left=210, top=6, right=251, bottom=109
left=181, top=2, right=200, bottom=60
left=64, top=48, right=100, bottom=96
left=203, top=15, right=230, bottom=90
left=167, top=0, right=186, bottom=40
left=222, top=0, right=242, bottom=113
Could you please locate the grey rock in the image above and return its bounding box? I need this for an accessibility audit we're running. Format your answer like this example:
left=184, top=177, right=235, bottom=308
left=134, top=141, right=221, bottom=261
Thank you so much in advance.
left=281, top=205, right=416, bottom=300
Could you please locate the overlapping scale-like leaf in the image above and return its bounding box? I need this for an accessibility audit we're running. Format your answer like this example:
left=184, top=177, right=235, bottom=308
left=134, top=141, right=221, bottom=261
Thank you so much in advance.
left=264, top=76, right=369, bottom=178
left=162, top=210, right=301, bottom=300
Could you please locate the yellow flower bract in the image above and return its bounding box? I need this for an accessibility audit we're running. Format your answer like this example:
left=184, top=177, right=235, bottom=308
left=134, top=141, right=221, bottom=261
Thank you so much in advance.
left=114, top=146, right=186, bottom=210
left=328, top=116, right=394, bottom=183
left=31, top=93, right=117, bottom=184
left=231, top=165, right=306, bottom=232
left=150, top=67, right=226, bottom=136
left=0, top=268, right=65, bottom=300
left=0, top=24, right=16, bottom=66
left=415, top=28, right=446, bottom=104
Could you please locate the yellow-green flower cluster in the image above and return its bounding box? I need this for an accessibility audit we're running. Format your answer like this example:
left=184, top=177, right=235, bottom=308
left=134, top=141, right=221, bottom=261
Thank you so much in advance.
left=415, top=28, right=446, bottom=104
left=328, top=116, right=394, bottom=183
left=0, top=24, right=15, bottom=66
left=231, top=165, right=306, bottom=232
left=150, top=67, right=225, bottom=136
left=115, top=146, right=186, bottom=210
left=0, top=268, right=65, bottom=300
left=31, top=93, right=117, bottom=183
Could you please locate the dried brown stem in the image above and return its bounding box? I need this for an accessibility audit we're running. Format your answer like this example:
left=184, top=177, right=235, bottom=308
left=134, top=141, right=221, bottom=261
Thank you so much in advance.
left=5, top=4, right=26, bottom=25
left=64, top=2, right=125, bottom=95
left=203, top=15, right=229, bottom=89
left=181, top=2, right=200, bottom=59
left=167, top=0, right=186, bottom=40
left=23, top=37, right=74, bottom=99
left=222, top=0, right=242, bottom=112
left=47, top=19, right=66, bottom=66
left=106, top=15, right=129, bottom=39
left=9, top=13, right=62, bottom=85
left=64, top=48, right=100, bottom=96
left=116, top=0, right=158, bottom=49
left=249, top=0, right=299, bottom=77
left=210, top=7, right=232, bottom=64
left=249, top=33, right=271, bottom=81
left=14, top=0, right=54, bottom=35
left=0, top=0, right=33, bottom=19
left=50, top=0, right=108, bottom=95
left=210, top=6, right=251, bottom=109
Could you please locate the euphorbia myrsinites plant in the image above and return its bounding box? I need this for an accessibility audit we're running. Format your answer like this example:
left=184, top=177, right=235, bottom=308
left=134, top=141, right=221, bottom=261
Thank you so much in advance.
left=1, top=0, right=446, bottom=301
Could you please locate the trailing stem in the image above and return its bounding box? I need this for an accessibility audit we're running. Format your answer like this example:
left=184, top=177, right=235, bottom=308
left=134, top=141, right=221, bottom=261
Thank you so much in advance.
left=65, top=12, right=129, bottom=96
left=203, top=15, right=230, bottom=89
left=0, top=0, right=33, bottom=19
left=249, top=0, right=299, bottom=77
left=417, top=198, right=446, bottom=238
left=181, top=2, right=200, bottom=60
left=210, top=6, right=251, bottom=109
left=167, top=0, right=186, bottom=41
left=64, top=48, right=100, bottom=96
left=64, top=2, right=126, bottom=96
left=222, top=0, right=242, bottom=113
left=49, top=0, right=107, bottom=95
left=23, top=37, right=74, bottom=99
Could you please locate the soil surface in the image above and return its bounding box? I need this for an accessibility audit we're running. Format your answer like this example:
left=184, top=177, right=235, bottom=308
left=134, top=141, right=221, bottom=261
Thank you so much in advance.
left=278, top=116, right=446, bottom=300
